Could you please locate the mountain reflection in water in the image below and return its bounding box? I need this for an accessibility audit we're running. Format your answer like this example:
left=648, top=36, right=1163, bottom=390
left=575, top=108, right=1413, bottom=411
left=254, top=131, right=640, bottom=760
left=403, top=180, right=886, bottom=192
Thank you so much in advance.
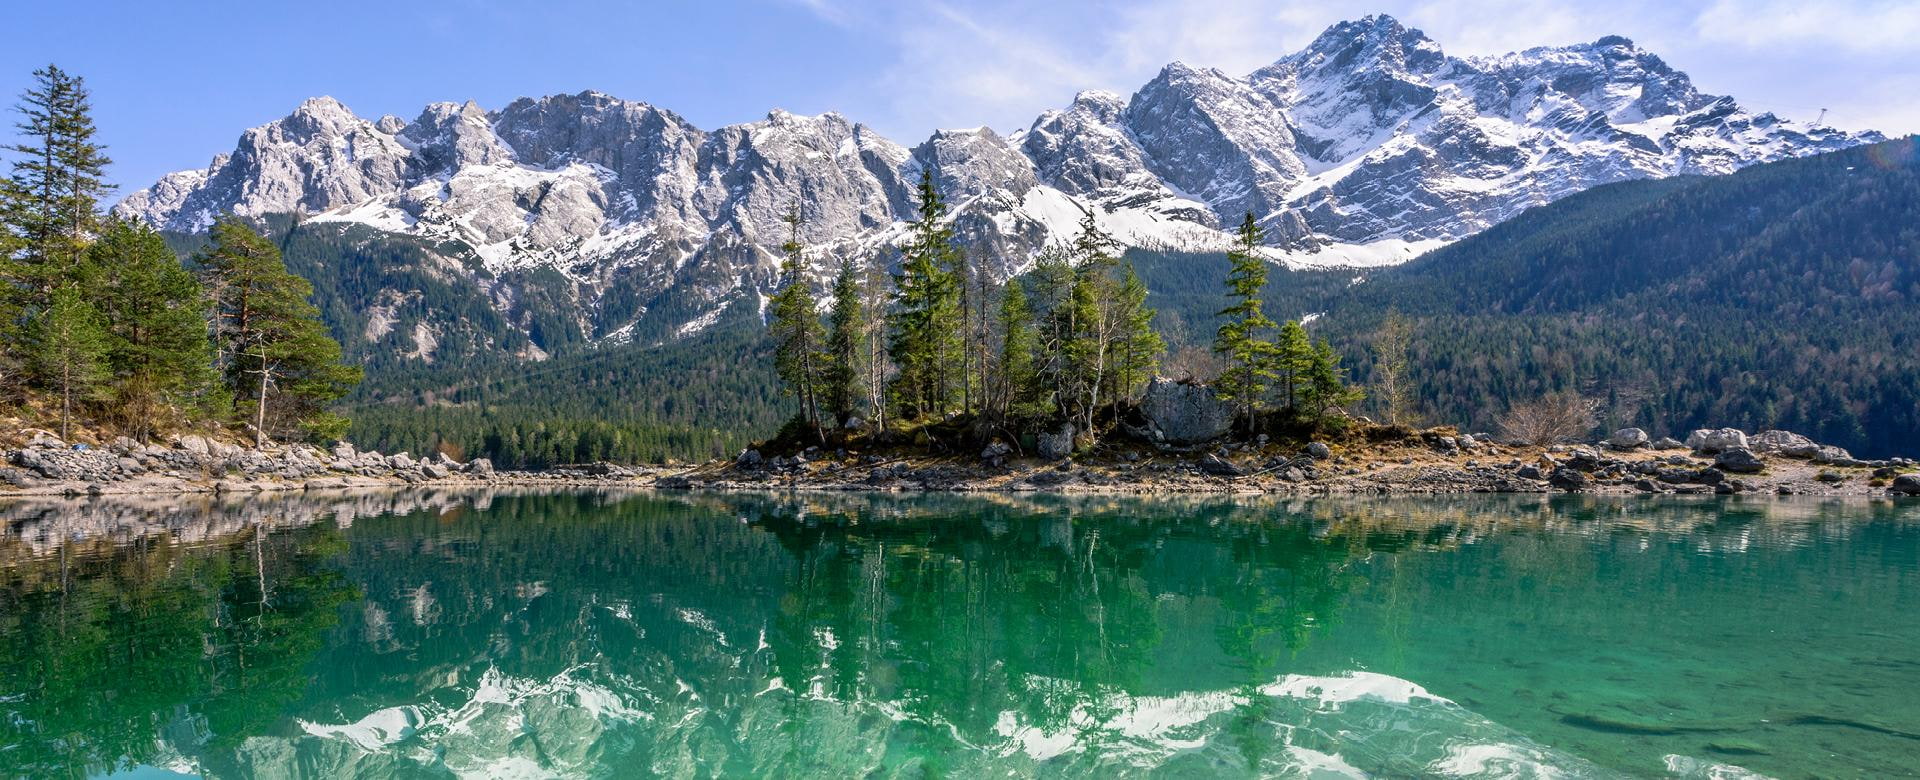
left=2, top=489, right=1917, bottom=778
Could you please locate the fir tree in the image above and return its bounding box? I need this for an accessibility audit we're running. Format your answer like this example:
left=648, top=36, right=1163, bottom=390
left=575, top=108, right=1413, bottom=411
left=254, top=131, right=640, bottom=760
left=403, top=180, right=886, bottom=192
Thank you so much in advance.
left=1273, top=320, right=1313, bottom=411
left=1110, top=264, right=1163, bottom=403
left=198, top=217, right=360, bottom=445
left=766, top=210, right=826, bottom=440
left=1300, top=338, right=1363, bottom=426
left=4, top=65, right=111, bottom=302
left=994, top=279, right=1048, bottom=425
left=1212, top=213, right=1278, bottom=434
left=30, top=284, right=108, bottom=440
left=81, top=218, right=218, bottom=438
left=822, top=256, right=865, bottom=426
left=888, top=170, right=962, bottom=420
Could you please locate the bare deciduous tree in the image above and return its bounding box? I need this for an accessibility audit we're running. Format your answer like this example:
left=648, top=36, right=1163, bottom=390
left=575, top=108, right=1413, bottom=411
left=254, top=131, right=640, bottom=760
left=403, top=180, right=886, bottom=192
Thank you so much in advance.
left=1499, top=391, right=1600, bottom=446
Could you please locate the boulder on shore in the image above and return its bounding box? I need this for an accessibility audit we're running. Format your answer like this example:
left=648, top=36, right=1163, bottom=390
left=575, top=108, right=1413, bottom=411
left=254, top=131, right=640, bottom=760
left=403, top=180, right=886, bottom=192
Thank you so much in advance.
left=1607, top=428, right=1650, bottom=449
left=1714, top=447, right=1766, bottom=474
left=1138, top=378, right=1235, bottom=445
left=1750, top=430, right=1820, bottom=458
left=1686, top=428, right=1749, bottom=454
left=1890, top=474, right=1920, bottom=496
left=1037, top=425, right=1075, bottom=461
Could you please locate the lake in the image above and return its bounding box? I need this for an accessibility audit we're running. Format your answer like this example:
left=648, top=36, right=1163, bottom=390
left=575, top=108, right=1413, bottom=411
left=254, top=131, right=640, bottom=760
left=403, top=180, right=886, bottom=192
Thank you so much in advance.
left=2, top=489, right=1917, bottom=778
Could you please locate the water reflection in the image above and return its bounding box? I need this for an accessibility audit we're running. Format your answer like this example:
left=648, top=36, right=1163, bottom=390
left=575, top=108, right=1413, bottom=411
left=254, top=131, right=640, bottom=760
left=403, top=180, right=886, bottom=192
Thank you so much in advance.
left=1, top=490, right=1916, bottom=778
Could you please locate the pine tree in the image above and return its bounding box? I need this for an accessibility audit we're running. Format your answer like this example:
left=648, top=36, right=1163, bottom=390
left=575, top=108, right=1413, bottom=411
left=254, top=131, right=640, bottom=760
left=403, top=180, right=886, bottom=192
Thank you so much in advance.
left=30, top=284, right=108, bottom=440
left=888, top=170, right=962, bottom=420
left=80, top=218, right=217, bottom=439
left=198, top=217, right=361, bottom=445
left=4, top=65, right=112, bottom=302
left=994, top=279, right=1048, bottom=425
left=1273, top=320, right=1313, bottom=412
left=822, top=256, right=865, bottom=427
left=767, top=210, right=827, bottom=440
left=1372, top=309, right=1414, bottom=426
left=1212, top=213, right=1278, bottom=434
left=1028, top=244, right=1076, bottom=417
left=1110, top=264, right=1163, bottom=403
left=1300, top=339, right=1362, bottom=427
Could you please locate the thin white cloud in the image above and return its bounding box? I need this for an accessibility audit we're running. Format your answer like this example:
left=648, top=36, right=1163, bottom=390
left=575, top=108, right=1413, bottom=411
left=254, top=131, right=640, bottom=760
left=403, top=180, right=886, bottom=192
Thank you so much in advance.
left=1695, top=0, right=1920, bottom=53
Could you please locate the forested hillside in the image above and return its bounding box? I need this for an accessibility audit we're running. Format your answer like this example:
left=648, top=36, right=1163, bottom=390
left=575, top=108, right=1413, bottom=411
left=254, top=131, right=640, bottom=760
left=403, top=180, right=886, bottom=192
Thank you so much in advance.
left=1310, top=137, right=1920, bottom=456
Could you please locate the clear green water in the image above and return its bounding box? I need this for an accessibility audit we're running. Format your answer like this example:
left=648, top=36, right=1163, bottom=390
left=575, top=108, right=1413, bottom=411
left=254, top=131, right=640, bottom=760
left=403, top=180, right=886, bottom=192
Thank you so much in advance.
left=3, top=491, right=1919, bottom=779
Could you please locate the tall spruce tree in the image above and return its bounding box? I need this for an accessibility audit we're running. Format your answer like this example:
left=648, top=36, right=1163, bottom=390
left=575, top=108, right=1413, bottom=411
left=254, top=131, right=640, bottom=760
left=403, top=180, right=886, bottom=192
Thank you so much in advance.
left=994, top=279, right=1048, bottom=425
left=767, top=211, right=827, bottom=440
left=1028, top=244, right=1075, bottom=417
left=822, top=256, right=865, bottom=427
left=198, top=217, right=360, bottom=445
left=81, top=218, right=217, bottom=439
left=888, top=170, right=962, bottom=420
left=1110, top=264, right=1163, bottom=403
left=1213, top=213, right=1278, bottom=434
left=1300, top=338, right=1362, bottom=426
left=4, top=65, right=111, bottom=302
left=30, top=284, right=108, bottom=440
left=1273, top=320, right=1313, bottom=412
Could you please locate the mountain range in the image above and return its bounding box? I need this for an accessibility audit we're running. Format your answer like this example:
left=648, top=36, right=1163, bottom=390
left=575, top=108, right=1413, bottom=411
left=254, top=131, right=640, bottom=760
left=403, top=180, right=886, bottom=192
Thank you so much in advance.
left=118, top=14, right=1875, bottom=366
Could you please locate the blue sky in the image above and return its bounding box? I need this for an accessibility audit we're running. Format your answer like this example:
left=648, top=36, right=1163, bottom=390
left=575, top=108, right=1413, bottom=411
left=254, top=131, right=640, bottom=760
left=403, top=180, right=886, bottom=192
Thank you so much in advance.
left=6, top=0, right=1915, bottom=194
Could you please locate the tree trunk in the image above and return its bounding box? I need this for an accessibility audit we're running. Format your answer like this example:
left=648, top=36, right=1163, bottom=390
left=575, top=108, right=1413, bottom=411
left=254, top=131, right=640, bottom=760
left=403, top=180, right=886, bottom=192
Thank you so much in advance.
left=255, top=352, right=270, bottom=448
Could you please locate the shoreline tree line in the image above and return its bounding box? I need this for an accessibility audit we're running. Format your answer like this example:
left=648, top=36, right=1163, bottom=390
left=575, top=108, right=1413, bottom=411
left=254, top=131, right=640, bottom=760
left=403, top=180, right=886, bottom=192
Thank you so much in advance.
left=0, top=65, right=358, bottom=445
left=766, top=171, right=1361, bottom=452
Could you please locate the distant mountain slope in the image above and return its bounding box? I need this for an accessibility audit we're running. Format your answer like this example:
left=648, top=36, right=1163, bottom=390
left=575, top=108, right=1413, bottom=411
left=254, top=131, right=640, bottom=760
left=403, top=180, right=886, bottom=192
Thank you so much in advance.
left=121, top=14, right=1871, bottom=368
left=1309, top=137, right=1920, bottom=456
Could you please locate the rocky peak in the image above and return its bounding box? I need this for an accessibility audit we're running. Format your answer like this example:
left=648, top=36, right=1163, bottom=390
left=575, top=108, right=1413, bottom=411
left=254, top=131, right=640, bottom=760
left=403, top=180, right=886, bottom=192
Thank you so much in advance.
left=913, top=127, right=1039, bottom=203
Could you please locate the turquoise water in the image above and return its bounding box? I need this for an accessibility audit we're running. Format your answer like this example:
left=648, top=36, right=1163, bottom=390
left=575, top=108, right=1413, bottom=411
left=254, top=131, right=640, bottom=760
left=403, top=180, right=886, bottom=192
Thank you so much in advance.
left=2, top=491, right=1918, bottom=778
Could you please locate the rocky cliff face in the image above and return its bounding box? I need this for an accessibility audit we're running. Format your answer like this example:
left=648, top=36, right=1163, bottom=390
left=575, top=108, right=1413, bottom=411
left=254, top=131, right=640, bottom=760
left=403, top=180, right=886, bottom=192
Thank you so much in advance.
left=118, top=15, right=1876, bottom=358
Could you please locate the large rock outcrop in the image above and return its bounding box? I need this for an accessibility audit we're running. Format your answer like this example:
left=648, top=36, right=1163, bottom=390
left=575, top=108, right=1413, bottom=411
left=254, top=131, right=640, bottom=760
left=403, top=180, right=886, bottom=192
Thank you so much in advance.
left=1138, top=378, right=1237, bottom=445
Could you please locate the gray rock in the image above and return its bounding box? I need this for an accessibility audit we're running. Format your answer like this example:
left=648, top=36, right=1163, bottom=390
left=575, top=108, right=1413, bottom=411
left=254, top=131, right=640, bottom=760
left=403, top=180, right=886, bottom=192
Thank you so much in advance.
left=1749, top=430, right=1820, bottom=458
left=1686, top=428, right=1748, bottom=454
left=1515, top=464, right=1545, bottom=480
left=388, top=453, right=417, bottom=470
left=1890, top=475, right=1920, bottom=496
left=421, top=463, right=452, bottom=479
left=1138, top=378, right=1236, bottom=444
left=466, top=458, right=495, bottom=477
left=1607, top=428, right=1650, bottom=449
left=735, top=449, right=764, bottom=469
left=1548, top=467, right=1590, bottom=492
left=174, top=434, right=213, bottom=457
left=1652, top=436, right=1686, bottom=450
left=1306, top=441, right=1333, bottom=460
left=1037, top=425, right=1075, bottom=461
left=1811, top=445, right=1857, bottom=465
left=1199, top=455, right=1245, bottom=477
left=1714, top=447, right=1765, bottom=473
left=980, top=442, right=1012, bottom=461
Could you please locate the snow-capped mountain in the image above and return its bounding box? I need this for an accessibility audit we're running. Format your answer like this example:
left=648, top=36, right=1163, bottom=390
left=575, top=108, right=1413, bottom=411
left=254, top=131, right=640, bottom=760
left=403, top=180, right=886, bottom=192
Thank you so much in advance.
left=118, top=15, right=1875, bottom=360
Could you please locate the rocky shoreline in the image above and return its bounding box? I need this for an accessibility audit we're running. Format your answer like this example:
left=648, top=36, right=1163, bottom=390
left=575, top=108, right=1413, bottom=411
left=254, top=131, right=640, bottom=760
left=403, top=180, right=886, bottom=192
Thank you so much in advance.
left=662, top=425, right=1920, bottom=499
left=3, top=424, right=1916, bottom=500
left=0, top=431, right=656, bottom=497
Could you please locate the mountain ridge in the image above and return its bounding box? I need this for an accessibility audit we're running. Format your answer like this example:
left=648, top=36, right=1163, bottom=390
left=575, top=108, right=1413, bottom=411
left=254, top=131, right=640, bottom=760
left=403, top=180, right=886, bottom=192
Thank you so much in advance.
left=118, top=14, right=1878, bottom=363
